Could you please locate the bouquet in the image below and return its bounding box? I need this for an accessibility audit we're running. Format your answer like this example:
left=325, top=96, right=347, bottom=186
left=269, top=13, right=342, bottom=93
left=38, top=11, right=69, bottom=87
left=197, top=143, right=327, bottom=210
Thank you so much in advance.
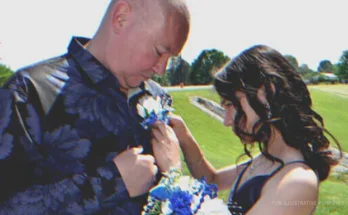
left=142, top=168, right=231, bottom=215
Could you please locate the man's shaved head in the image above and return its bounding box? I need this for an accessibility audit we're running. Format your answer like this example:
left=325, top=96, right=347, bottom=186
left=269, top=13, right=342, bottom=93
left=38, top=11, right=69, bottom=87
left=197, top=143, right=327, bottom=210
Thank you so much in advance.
left=106, top=0, right=190, bottom=30
left=88, top=0, right=191, bottom=89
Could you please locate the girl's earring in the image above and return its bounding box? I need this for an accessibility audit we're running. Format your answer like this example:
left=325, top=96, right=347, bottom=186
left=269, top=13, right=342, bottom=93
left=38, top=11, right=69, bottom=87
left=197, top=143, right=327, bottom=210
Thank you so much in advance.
left=265, top=103, right=272, bottom=119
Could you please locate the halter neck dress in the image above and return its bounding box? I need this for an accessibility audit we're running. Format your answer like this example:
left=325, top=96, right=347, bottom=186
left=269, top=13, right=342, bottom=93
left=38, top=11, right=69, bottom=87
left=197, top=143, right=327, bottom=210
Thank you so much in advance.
left=227, top=160, right=308, bottom=214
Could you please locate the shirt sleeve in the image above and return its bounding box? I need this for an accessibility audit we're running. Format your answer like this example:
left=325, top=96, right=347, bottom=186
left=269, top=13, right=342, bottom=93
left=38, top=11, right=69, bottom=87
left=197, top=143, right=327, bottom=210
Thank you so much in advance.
left=0, top=74, right=145, bottom=214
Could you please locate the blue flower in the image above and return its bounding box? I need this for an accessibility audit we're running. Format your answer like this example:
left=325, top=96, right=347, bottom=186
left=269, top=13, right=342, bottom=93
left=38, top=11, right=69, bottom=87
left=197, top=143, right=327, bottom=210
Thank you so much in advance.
left=83, top=196, right=100, bottom=213
left=200, top=177, right=218, bottom=199
left=137, top=94, right=173, bottom=129
left=140, top=111, right=159, bottom=129
left=149, top=185, right=171, bottom=200
left=143, top=168, right=221, bottom=215
left=24, top=107, right=92, bottom=177
left=63, top=66, right=128, bottom=136
left=168, top=189, right=193, bottom=215
left=1, top=178, right=81, bottom=214
left=159, top=109, right=170, bottom=124
left=40, top=125, right=91, bottom=175
left=160, top=93, right=173, bottom=107
left=96, top=166, right=114, bottom=180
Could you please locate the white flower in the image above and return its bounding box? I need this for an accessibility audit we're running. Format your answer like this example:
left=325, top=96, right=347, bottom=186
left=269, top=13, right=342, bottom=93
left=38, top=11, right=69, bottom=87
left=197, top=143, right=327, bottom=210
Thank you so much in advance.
left=161, top=200, right=173, bottom=215
left=191, top=194, right=202, bottom=212
left=177, top=176, right=193, bottom=191
left=196, top=198, right=231, bottom=215
left=142, top=168, right=221, bottom=215
left=137, top=95, right=162, bottom=118
left=137, top=103, right=147, bottom=118
left=136, top=94, right=174, bottom=129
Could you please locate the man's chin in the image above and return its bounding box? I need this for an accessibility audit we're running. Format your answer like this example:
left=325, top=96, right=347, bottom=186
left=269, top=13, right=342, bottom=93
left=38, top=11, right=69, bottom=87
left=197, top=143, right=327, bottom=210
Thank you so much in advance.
left=123, top=76, right=152, bottom=89
left=125, top=80, right=144, bottom=89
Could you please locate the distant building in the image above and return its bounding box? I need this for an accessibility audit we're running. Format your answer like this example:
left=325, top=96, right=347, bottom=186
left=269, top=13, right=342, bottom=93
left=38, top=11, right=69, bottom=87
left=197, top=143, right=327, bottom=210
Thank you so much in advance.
left=320, top=72, right=338, bottom=81
left=307, top=72, right=339, bottom=84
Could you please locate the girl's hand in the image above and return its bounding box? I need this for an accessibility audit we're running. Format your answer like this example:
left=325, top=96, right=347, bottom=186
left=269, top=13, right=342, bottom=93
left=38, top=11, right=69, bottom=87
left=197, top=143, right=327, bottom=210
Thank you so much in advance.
left=151, top=121, right=181, bottom=172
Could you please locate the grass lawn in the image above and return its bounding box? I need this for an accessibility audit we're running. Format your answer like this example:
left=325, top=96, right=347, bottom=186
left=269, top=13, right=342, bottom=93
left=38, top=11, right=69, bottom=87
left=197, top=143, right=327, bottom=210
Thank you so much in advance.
left=308, top=87, right=348, bottom=151
left=169, top=87, right=348, bottom=214
left=310, top=84, right=348, bottom=98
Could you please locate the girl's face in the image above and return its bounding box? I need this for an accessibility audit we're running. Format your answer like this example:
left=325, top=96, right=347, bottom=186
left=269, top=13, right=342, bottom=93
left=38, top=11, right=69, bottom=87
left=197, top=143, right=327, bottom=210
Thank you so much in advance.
left=221, top=92, right=261, bottom=142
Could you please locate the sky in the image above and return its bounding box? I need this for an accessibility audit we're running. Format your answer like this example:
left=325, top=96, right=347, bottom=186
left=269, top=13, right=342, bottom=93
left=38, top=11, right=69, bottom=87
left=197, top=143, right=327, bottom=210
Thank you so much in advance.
left=0, top=0, right=347, bottom=71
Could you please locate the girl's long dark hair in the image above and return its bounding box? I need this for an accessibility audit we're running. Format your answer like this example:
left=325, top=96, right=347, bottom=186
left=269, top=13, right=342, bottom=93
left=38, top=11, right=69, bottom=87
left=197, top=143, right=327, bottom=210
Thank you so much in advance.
left=214, top=45, right=342, bottom=181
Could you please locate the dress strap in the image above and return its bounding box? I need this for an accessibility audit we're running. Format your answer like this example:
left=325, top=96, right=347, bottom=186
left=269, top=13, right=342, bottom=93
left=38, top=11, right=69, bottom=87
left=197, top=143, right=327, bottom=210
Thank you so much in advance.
left=269, top=160, right=307, bottom=177
left=228, top=161, right=251, bottom=203
left=285, top=160, right=307, bottom=165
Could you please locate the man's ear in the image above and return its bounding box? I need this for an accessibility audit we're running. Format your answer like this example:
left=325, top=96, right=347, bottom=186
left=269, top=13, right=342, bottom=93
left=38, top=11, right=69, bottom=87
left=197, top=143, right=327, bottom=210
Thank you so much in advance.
left=111, top=0, right=132, bottom=34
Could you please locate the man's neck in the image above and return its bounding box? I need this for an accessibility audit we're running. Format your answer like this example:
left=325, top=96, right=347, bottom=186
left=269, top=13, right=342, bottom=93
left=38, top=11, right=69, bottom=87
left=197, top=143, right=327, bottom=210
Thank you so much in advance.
left=85, top=37, right=108, bottom=68
left=120, top=87, right=129, bottom=94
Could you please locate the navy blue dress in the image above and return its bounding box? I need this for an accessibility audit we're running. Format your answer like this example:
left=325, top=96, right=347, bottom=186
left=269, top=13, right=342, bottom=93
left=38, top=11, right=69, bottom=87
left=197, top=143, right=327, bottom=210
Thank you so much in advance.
left=0, top=37, right=166, bottom=214
left=227, top=160, right=308, bottom=214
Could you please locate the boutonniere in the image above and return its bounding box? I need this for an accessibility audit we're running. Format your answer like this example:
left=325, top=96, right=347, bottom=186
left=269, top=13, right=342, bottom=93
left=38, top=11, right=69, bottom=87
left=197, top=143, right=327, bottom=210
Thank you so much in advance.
left=137, top=93, right=174, bottom=129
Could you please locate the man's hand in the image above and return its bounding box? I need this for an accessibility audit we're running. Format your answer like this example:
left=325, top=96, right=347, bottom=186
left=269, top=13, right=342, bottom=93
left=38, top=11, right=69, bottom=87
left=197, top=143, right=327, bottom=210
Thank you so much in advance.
left=113, top=146, right=158, bottom=197
left=151, top=121, right=181, bottom=173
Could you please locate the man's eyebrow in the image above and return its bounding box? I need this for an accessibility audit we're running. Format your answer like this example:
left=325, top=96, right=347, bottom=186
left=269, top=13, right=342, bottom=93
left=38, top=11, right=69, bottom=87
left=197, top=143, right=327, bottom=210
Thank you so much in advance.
left=158, top=45, right=170, bottom=53
left=166, top=46, right=178, bottom=56
left=162, top=45, right=180, bottom=56
left=164, top=46, right=170, bottom=52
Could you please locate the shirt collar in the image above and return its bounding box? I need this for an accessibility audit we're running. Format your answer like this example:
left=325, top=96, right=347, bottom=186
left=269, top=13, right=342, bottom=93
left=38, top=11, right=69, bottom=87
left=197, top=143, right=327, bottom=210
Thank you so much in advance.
left=67, top=36, right=114, bottom=85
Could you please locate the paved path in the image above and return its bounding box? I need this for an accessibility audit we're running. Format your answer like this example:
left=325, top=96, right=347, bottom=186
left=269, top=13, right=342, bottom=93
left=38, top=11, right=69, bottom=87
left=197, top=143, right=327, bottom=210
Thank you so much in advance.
left=165, top=85, right=212, bottom=92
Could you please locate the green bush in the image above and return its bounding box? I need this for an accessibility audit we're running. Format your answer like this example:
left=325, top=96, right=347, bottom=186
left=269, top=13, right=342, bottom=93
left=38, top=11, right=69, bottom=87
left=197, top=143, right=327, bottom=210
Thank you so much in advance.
left=0, top=64, right=14, bottom=86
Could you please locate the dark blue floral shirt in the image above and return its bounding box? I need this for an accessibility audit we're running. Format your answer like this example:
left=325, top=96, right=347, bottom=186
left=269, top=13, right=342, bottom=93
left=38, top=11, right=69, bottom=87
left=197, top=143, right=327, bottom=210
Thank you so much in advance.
left=0, top=37, right=166, bottom=214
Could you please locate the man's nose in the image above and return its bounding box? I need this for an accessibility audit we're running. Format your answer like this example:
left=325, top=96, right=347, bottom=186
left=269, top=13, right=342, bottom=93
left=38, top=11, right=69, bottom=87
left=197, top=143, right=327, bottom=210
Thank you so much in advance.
left=153, top=56, right=170, bottom=76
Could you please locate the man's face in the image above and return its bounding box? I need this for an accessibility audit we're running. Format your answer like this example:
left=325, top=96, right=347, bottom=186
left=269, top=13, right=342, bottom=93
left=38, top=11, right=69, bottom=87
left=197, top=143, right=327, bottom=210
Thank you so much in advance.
left=107, top=11, right=189, bottom=89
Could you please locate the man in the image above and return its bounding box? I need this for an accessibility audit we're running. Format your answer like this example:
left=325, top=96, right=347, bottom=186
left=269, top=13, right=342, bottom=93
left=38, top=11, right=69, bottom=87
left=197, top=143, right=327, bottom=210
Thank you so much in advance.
left=0, top=0, right=190, bottom=214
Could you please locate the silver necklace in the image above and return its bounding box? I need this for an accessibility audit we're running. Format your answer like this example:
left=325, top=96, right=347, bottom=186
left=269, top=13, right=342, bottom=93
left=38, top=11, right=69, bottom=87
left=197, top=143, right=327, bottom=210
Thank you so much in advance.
left=248, top=156, right=266, bottom=175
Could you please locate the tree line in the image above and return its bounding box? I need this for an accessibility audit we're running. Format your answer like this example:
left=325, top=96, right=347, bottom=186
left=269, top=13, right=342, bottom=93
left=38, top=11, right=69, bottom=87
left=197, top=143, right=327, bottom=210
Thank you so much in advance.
left=284, top=52, right=348, bottom=83
left=154, top=49, right=348, bottom=86
left=153, top=49, right=230, bottom=86
left=2, top=49, right=348, bottom=86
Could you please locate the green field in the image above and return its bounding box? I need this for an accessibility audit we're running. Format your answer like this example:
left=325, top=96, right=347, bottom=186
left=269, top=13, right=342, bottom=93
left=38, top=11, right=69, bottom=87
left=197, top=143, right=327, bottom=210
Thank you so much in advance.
left=169, top=86, right=348, bottom=214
